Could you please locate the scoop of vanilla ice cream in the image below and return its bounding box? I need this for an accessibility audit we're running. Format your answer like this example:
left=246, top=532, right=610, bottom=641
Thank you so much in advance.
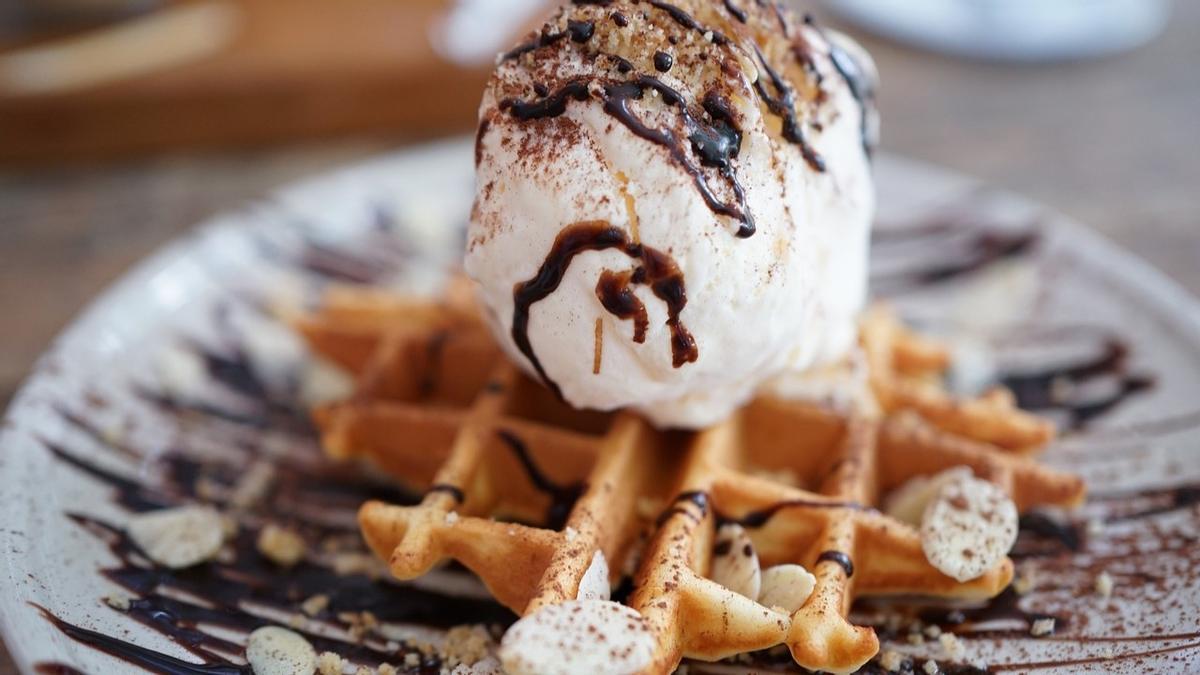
left=466, top=0, right=877, bottom=428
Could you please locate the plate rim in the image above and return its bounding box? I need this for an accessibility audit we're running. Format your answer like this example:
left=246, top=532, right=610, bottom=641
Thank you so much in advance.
left=3, top=139, right=1200, bottom=673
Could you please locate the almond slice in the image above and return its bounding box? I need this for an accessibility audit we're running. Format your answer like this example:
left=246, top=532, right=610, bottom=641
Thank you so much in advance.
left=884, top=466, right=974, bottom=526
left=576, top=550, right=610, bottom=600
left=499, top=600, right=654, bottom=675
left=758, top=564, right=816, bottom=613
left=710, top=523, right=761, bottom=599
left=920, top=475, right=1018, bottom=582
left=245, top=626, right=317, bottom=675
left=126, top=505, right=225, bottom=569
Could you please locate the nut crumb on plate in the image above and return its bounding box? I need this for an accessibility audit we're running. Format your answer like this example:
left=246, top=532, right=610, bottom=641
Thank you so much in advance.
left=1031, top=617, right=1056, bottom=636
left=126, top=505, right=225, bottom=569
left=317, top=651, right=345, bottom=675
left=245, top=626, right=317, bottom=675
left=256, top=523, right=306, bottom=567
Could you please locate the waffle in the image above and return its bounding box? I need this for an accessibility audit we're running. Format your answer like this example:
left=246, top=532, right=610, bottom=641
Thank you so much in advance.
left=295, top=285, right=1085, bottom=674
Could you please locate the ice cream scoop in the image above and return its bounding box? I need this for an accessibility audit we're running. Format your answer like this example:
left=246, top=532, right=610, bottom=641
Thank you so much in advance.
left=466, top=0, right=878, bottom=428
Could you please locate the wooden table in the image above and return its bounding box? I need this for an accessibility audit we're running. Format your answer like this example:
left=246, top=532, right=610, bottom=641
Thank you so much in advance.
left=1, top=4, right=1197, bottom=672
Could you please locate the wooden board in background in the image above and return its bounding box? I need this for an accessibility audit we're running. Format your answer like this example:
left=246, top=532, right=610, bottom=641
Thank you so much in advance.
left=0, top=0, right=548, bottom=164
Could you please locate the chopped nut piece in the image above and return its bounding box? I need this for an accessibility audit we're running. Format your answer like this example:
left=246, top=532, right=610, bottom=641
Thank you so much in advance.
left=709, top=523, right=761, bottom=599
left=1095, top=571, right=1114, bottom=598
left=245, top=626, right=317, bottom=675
left=102, top=594, right=131, bottom=611
left=879, top=649, right=905, bottom=672
left=256, top=524, right=306, bottom=567
left=404, top=653, right=421, bottom=667
left=758, top=564, right=816, bottom=612
left=1031, top=618, right=1056, bottom=636
left=445, top=625, right=493, bottom=668
left=924, top=624, right=942, bottom=639
left=939, top=632, right=963, bottom=658
left=451, top=657, right=504, bottom=675
left=229, top=461, right=276, bottom=510
left=127, top=505, right=225, bottom=569
left=301, top=594, right=330, bottom=617
left=377, top=665, right=398, bottom=675
left=317, top=651, right=345, bottom=675
left=923, top=659, right=940, bottom=674
left=906, top=632, right=925, bottom=645
left=1013, top=572, right=1035, bottom=595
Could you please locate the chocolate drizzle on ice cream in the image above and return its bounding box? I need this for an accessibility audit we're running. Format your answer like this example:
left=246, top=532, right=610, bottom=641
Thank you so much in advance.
left=512, top=220, right=697, bottom=398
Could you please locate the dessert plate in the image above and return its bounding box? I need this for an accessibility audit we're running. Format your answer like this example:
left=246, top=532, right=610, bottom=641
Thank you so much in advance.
left=2, top=139, right=1198, bottom=674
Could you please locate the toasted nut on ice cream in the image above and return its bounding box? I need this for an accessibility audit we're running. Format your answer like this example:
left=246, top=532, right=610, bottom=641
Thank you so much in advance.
left=127, top=505, right=225, bottom=569
left=710, top=523, right=761, bottom=599
left=576, top=550, right=610, bottom=600
left=884, top=466, right=974, bottom=526
left=245, top=626, right=317, bottom=675
left=499, top=600, right=655, bottom=675
left=758, top=564, right=816, bottom=613
left=920, top=475, right=1018, bottom=582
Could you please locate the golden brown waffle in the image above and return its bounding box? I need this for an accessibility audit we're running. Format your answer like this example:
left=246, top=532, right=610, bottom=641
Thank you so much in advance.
left=862, top=305, right=1056, bottom=453
left=296, top=287, right=1084, bottom=674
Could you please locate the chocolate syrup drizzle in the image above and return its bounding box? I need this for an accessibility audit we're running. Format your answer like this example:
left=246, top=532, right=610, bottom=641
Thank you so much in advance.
left=803, top=14, right=876, bottom=156
left=1000, top=336, right=1155, bottom=429
left=24, top=190, right=1200, bottom=673
left=497, top=430, right=586, bottom=530
left=511, top=221, right=696, bottom=398
left=646, top=0, right=729, bottom=45
left=752, top=45, right=825, bottom=172
left=871, top=223, right=1041, bottom=294
left=721, top=497, right=866, bottom=528
left=596, top=269, right=650, bottom=343
left=501, top=18, right=597, bottom=62
left=602, top=77, right=754, bottom=235
left=816, top=549, right=855, bottom=577
left=500, top=72, right=754, bottom=238
left=722, top=0, right=748, bottom=23
left=655, top=490, right=711, bottom=527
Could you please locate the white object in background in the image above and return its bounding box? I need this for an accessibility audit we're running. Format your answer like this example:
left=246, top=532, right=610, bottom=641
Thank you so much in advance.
left=432, top=0, right=549, bottom=66
left=0, top=1, right=239, bottom=96
left=823, top=0, right=1171, bottom=61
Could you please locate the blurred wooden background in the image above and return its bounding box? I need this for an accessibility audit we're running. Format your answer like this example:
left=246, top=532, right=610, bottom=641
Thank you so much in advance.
left=1, top=1, right=1198, bottom=671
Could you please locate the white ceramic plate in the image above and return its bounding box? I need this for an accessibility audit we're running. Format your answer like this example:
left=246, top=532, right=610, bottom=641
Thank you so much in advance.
left=2, top=139, right=1199, bottom=674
